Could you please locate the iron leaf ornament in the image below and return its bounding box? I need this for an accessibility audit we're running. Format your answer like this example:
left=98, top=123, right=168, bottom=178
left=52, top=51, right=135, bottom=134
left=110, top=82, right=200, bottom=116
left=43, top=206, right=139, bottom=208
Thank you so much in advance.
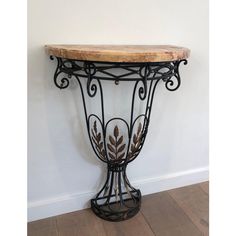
left=128, top=123, right=142, bottom=161
left=91, top=121, right=106, bottom=161
left=108, top=125, right=126, bottom=162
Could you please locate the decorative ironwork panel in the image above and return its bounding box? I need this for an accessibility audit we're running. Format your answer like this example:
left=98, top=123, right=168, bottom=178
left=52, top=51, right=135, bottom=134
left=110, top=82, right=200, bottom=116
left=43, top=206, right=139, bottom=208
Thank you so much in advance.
left=50, top=57, right=187, bottom=221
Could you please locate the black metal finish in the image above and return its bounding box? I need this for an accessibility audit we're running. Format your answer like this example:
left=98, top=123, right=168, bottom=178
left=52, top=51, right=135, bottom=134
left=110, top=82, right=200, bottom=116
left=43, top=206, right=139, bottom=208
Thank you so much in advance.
left=50, top=56, right=187, bottom=221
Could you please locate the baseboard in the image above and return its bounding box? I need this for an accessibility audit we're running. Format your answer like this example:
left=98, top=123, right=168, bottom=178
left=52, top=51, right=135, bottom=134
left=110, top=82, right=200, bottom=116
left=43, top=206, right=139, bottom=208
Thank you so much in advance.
left=28, top=166, right=209, bottom=222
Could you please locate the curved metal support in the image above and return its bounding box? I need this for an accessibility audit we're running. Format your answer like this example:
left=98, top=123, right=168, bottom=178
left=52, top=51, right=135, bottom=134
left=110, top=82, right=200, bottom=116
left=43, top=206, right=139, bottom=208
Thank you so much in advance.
left=50, top=56, right=187, bottom=221
left=164, top=59, right=188, bottom=91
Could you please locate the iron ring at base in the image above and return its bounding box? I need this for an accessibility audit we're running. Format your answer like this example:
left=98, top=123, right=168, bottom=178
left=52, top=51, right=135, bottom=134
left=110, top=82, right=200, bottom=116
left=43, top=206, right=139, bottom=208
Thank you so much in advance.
left=91, top=189, right=141, bottom=222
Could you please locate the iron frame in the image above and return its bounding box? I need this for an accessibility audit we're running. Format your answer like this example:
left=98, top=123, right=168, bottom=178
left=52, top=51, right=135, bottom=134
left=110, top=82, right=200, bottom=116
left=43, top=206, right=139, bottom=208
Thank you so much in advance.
left=50, top=56, right=187, bottom=221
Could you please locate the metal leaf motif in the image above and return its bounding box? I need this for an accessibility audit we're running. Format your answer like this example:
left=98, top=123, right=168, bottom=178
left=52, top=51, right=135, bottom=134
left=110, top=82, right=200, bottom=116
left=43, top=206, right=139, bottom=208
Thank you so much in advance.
left=128, top=123, right=142, bottom=160
left=108, top=125, right=126, bottom=162
left=114, top=126, right=119, bottom=138
left=91, top=121, right=106, bottom=161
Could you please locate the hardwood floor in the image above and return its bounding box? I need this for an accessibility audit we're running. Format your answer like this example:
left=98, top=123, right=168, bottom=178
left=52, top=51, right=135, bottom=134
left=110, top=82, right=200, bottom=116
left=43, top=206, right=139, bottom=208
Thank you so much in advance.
left=28, top=182, right=209, bottom=236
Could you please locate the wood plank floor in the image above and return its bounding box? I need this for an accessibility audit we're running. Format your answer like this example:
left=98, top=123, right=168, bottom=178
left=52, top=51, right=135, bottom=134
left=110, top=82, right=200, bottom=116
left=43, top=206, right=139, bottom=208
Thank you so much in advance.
left=28, top=182, right=209, bottom=236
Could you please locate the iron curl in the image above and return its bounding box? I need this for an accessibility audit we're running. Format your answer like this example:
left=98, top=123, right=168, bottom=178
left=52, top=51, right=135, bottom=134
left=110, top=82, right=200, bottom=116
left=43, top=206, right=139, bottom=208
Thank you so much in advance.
left=165, top=59, right=187, bottom=91
left=84, top=62, right=98, bottom=97
left=53, top=57, right=71, bottom=89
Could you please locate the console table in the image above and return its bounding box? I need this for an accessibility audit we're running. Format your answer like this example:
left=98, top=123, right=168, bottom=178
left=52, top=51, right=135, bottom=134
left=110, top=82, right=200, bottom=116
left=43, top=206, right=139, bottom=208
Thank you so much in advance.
left=45, top=45, right=190, bottom=222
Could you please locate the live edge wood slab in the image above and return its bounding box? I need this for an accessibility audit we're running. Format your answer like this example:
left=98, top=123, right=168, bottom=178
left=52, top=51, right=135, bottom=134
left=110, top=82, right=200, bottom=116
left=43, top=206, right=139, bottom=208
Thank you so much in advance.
left=45, top=45, right=190, bottom=63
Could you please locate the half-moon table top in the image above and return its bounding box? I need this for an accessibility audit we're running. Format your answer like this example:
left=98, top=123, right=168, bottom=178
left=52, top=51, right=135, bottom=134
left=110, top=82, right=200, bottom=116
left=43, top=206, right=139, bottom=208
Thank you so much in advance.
left=45, top=45, right=190, bottom=63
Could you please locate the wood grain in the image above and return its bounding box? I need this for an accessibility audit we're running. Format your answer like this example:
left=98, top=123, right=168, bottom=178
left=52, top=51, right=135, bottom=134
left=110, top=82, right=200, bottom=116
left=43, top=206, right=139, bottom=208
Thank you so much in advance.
left=141, top=191, right=202, bottom=236
left=102, top=212, right=155, bottom=236
left=45, top=45, right=190, bottom=63
left=28, top=229, right=58, bottom=236
left=56, top=209, right=106, bottom=236
left=199, top=181, right=209, bottom=195
left=27, top=217, right=58, bottom=236
left=168, top=184, right=209, bottom=236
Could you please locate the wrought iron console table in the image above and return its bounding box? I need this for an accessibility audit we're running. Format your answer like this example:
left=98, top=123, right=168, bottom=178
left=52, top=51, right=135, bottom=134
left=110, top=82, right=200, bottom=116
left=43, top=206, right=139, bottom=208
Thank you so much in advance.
left=45, top=45, right=190, bottom=222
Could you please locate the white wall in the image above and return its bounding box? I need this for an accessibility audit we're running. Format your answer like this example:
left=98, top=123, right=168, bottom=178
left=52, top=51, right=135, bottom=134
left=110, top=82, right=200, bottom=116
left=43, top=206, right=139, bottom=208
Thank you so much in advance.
left=28, top=0, right=209, bottom=221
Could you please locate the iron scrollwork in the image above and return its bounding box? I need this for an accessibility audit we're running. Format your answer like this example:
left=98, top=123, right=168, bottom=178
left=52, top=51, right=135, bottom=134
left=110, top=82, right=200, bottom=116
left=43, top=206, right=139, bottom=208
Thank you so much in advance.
left=50, top=56, right=187, bottom=221
left=164, top=59, right=188, bottom=91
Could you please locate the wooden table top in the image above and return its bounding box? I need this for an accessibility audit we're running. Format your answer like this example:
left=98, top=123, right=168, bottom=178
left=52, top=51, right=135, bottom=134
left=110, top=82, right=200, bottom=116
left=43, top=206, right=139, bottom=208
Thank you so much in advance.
left=45, top=45, right=190, bottom=63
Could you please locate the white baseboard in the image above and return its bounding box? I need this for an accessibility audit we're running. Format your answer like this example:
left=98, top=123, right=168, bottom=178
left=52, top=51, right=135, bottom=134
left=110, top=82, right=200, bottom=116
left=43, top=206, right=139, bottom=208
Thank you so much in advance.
left=28, top=166, right=209, bottom=222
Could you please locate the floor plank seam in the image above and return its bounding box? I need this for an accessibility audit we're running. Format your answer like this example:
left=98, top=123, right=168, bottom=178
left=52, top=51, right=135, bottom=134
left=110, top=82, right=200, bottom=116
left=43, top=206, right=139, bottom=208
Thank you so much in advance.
left=166, top=191, right=205, bottom=235
left=199, top=185, right=209, bottom=196
left=55, top=217, right=59, bottom=236
left=140, top=209, right=157, bottom=236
